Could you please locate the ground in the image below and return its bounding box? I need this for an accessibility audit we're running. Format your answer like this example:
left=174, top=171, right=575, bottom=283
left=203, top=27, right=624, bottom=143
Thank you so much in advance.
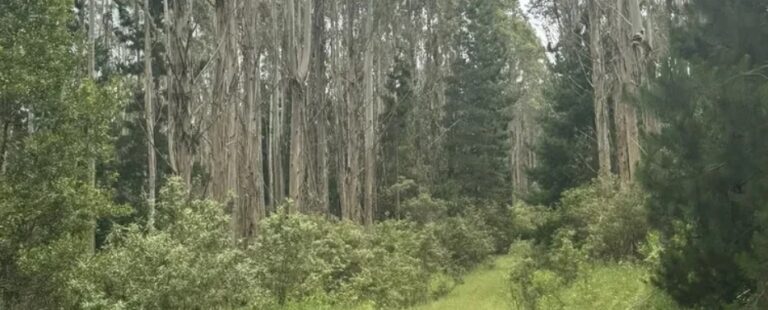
left=413, top=255, right=513, bottom=310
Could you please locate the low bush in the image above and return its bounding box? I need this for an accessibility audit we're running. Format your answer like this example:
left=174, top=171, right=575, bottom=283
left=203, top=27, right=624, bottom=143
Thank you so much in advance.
left=434, top=216, right=494, bottom=274
left=557, top=178, right=649, bottom=261
left=56, top=180, right=505, bottom=309
left=67, top=178, right=269, bottom=309
left=538, top=264, right=679, bottom=310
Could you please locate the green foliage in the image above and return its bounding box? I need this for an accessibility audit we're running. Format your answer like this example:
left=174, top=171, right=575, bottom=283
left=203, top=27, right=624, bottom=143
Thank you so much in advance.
left=401, top=193, right=448, bottom=224
left=557, top=179, right=650, bottom=260
left=528, top=32, right=597, bottom=206
left=509, top=203, right=556, bottom=241
left=508, top=241, right=679, bottom=310
left=639, top=1, right=768, bottom=306
left=0, top=2, right=126, bottom=308
left=440, top=0, right=515, bottom=200
left=537, top=264, right=679, bottom=310
left=508, top=241, right=556, bottom=309
left=434, top=216, right=495, bottom=274
left=66, top=178, right=267, bottom=309
left=470, top=203, right=518, bottom=254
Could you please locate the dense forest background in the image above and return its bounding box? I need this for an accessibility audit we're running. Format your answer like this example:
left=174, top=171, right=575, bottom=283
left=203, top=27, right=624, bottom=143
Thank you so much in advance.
left=2, top=0, right=768, bottom=309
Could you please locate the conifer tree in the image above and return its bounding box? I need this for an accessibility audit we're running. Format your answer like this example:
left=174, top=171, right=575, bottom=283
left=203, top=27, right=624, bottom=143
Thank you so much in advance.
left=640, top=0, right=768, bottom=306
left=441, top=0, right=514, bottom=200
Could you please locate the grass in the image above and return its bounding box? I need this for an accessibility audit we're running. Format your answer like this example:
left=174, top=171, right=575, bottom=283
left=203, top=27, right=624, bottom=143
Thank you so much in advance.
left=412, top=252, right=679, bottom=310
left=412, top=255, right=515, bottom=310
left=538, top=264, right=679, bottom=310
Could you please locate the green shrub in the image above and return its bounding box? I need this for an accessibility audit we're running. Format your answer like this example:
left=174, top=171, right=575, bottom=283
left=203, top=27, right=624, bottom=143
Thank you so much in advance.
left=253, top=209, right=366, bottom=304
left=545, top=229, right=588, bottom=281
left=538, top=264, right=679, bottom=310
left=469, top=203, right=518, bottom=253
left=401, top=193, right=448, bottom=224
left=509, top=203, right=558, bottom=242
left=434, top=216, right=494, bottom=274
left=67, top=178, right=269, bottom=309
left=558, top=178, right=650, bottom=261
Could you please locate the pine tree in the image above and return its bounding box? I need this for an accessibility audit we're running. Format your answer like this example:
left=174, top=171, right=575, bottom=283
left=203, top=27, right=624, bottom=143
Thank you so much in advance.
left=640, top=0, right=768, bottom=306
left=529, top=48, right=597, bottom=205
left=441, top=0, right=514, bottom=200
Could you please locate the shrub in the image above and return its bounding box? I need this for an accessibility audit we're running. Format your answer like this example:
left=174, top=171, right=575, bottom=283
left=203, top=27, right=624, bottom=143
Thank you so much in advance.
left=537, top=264, right=679, bottom=310
left=435, top=216, right=494, bottom=274
left=368, top=221, right=447, bottom=274
left=253, top=209, right=366, bottom=304
left=558, top=178, right=650, bottom=261
left=470, top=203, right=517, bottom=253
left=508, top=240, right=565, bottom=310
left=254, top=214, right=449, bottom=309
left=509, top=203, right=558, bottom=242
left=66, top=178, right=268, bottom=309
left=401, top=193, right=448, bottom=224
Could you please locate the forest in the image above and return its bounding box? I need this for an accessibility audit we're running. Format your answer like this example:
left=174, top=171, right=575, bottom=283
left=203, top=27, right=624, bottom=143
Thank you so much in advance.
left=1, top=0, right=767, bottom=309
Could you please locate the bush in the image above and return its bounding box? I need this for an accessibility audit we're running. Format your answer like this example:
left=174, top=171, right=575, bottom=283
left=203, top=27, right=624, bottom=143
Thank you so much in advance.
left=537, top=264, right=679, bottom=310
left=469, top=203, right=517, bottom=253
left=401, top=193, right=448, bottom=224
left=252, top=209, right=357, bottom=304
left=67, top=178, right=269, bottom=309
left=434, top=216, right=494, bottom=274
left=509, top=203, right=558, bottom=242
left=557, top=178, right=650, bottom=261
left=253, top=213, right=451, bottom=309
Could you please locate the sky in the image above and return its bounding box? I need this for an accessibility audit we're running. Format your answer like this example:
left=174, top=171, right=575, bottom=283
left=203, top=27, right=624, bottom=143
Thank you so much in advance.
left=519, top=0, right=550, bottom=47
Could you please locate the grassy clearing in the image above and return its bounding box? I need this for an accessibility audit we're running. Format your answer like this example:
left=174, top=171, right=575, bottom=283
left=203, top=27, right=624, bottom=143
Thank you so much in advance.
left=412, top=255, right=514, bottom=310
left=537, top=264, right=679, bottom=310
left=412, top=254, right=679, bottom=310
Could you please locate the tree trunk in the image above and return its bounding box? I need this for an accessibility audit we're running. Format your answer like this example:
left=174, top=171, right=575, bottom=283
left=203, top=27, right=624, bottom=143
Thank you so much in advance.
left=211, top=0, right=240, bottom=239
left=589, top=0, right=612, bottom=177
left=143, top=0, right=157, bottom=231
left=362, top=0, right=375, bottom=226
left=308, top=0, right=330, bottom=215
left=287, top=0, right=313, bottom=213
left=86, top=0, right=97, bottom=254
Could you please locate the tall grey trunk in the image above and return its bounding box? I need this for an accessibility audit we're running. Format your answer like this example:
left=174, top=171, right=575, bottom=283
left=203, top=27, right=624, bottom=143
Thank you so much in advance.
left=143, top=0, right=157, bottom=230
left=589, top=0, right=612, bottom=177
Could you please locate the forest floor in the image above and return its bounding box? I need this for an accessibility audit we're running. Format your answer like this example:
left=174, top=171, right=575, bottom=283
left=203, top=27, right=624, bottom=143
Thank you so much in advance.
left=412, top=255, right=514, bottom=310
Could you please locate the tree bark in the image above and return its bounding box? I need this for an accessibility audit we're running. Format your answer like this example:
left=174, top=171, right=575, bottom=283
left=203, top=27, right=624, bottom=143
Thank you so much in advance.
left=589, top=0, right=612, bottom=177
left=287, top=0, right=313, bottom=213
left=239, top=0, right=266, bottom=240
left=362, top=0, right=376, bottom=226
left=143, top=0, right=157, bottom=231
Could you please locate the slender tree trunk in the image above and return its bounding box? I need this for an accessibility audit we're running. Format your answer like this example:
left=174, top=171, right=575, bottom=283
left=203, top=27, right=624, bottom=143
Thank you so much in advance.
left=287, top=0, right=313, bottom=213
left=239, top=0, right=265, bottom=240
left=268, top=0, right=286, bottom=210
left=211, top=0, right=240, bottom=239
left=143, top=0, right=157, bottom=231
left=340, top=0, right=361, bottom=223
left=589, top=0, right=612, bottom=177
left=362, top=0, right=375, bottom=226
left=163, top=0, right=177, bottom=176
left=309, top=0, right=329, bottom=215
left=0, top=120, right=9, bottom=176
left=167, top=0, right=195, bottom=186
left=86, top=0, right=97, bottom=254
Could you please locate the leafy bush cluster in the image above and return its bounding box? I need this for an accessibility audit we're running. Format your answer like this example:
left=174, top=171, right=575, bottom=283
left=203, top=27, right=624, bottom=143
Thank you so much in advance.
left=507, top=178, right=675, bottom=309
left=55, top=179, right=505, bottom=309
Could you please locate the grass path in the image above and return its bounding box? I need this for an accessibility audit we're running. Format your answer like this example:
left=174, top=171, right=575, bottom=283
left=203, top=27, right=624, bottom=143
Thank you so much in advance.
left=412, top=255, right=514, bottom=310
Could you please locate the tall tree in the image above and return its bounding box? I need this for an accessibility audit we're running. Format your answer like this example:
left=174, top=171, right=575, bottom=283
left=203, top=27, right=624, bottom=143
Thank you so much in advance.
left=441, top=0, right=514, bottom=200
left=143, top=0, right=157, bottom=230
left=640, top=0, right=768, bottom=307
left=0, top=0, right=123, bottom=305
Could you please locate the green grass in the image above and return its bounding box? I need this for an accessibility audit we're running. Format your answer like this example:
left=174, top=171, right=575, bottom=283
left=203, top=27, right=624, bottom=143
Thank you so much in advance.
left=411, top=254, right=679, bottom=310
left=538, top=264, right=679, bottom=310
left=412, top=255, right=514, bottom=310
